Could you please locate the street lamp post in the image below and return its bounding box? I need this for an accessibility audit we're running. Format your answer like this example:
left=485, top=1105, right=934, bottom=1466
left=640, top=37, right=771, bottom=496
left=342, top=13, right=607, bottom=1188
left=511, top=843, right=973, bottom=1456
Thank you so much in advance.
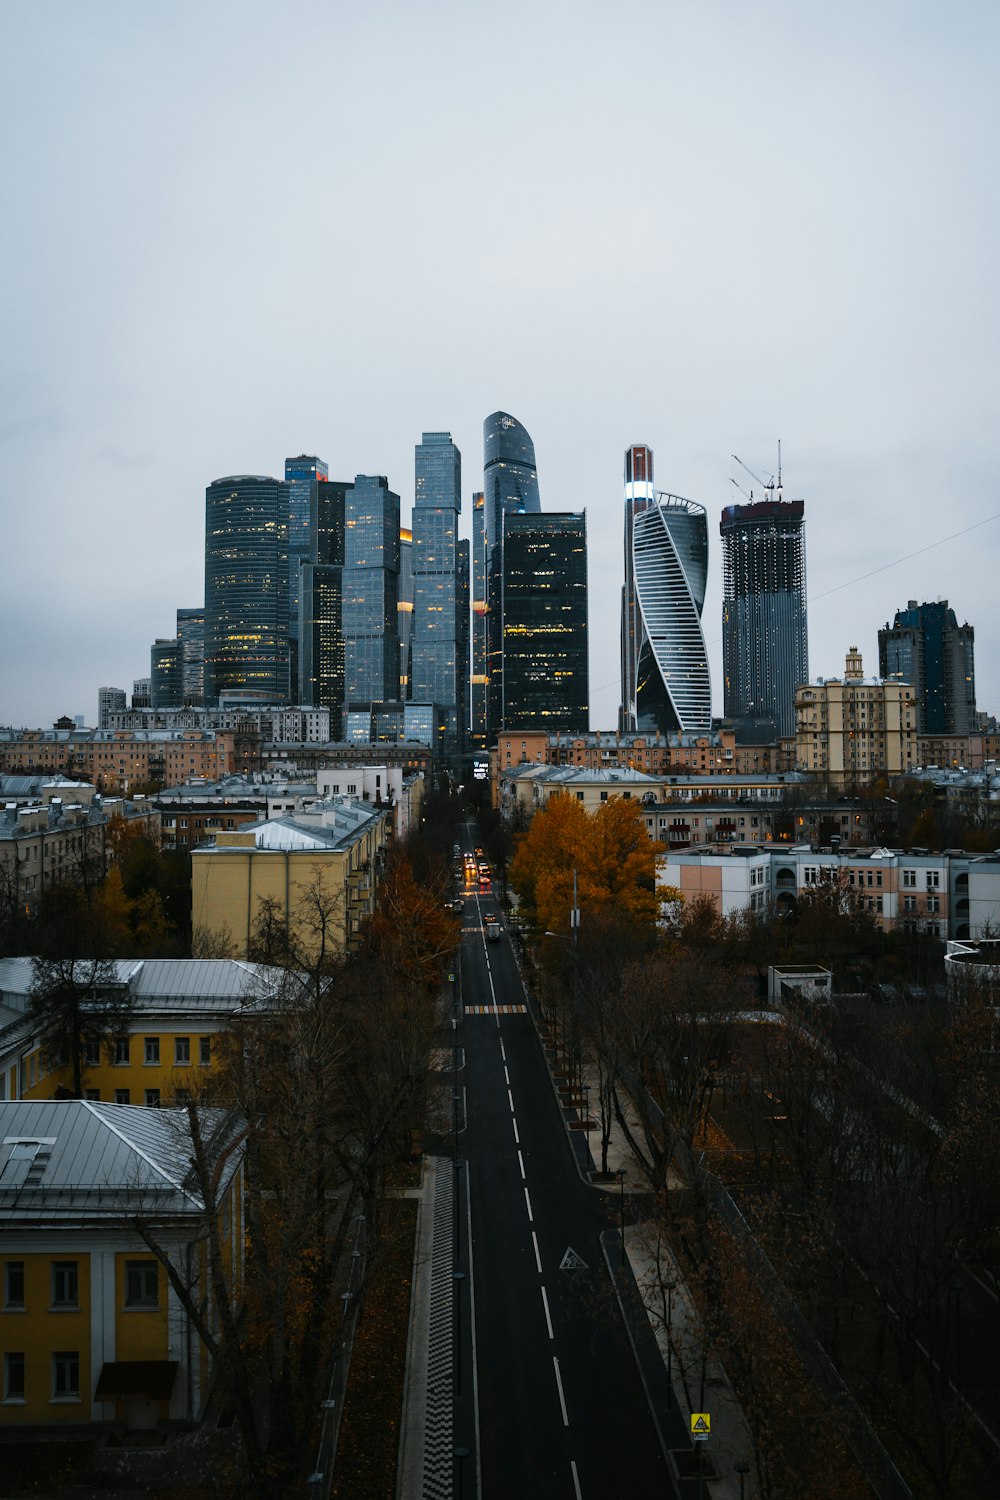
left=733, top=1460, right=751, bottom=1499
left=618, top=1167, right=626, bottom=1268
left=665, top=1275, right=676, bottom=1406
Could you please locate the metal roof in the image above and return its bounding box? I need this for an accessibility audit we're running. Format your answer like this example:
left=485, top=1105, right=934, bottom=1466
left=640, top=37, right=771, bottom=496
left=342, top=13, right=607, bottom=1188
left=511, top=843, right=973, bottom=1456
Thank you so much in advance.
left=0, top=1099, right=242, bottom=1221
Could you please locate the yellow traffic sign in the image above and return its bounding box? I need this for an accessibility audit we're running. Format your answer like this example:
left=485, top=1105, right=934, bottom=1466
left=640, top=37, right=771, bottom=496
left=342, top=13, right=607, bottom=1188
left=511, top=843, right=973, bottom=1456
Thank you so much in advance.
left=691, top=1413, right=711, bottom=1440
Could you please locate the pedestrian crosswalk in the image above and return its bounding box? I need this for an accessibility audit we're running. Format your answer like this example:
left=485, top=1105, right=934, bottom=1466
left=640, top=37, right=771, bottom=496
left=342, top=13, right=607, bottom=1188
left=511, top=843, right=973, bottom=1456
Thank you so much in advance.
left=464, top=1004, right=527, bottom=1015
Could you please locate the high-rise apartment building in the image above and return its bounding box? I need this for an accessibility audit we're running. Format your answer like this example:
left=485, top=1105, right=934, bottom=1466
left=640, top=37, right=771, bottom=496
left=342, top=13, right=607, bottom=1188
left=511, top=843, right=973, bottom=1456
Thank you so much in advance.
left=501, top=513, right=589, bottom=732
left=878, top=599, right=976, bottom=735
left=97, top=687, right=127, bottom=729
left=720, top=487, right=808, bottom=741
left=483, top=412, right=541, bottom=742
left=204, top=474, right=291, bottom=705
left=795, top=647, right=916, bottom=785
left=410, top=432, right=463, bottom=757
left=621, top=451, right=711, bottom=735
left=342, top=475, right=401, bottom=708
left=176, top=607, right=205, bottom=706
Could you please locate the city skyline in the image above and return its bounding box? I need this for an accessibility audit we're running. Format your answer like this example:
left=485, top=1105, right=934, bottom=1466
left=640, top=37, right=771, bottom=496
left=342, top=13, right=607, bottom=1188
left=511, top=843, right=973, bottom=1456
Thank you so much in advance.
left=2, top=3, right=999, bottom=730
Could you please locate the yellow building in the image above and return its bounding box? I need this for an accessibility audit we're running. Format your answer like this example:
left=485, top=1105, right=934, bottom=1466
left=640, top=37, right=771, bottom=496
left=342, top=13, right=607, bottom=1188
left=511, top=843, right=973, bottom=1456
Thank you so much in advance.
left=0, top=958, right=285, bottom=1106
left=794, top=647, right=916, bottom=787
left=191, top=797, right=392, bottom=961
left=0, top=1098, right=244, bottom=1429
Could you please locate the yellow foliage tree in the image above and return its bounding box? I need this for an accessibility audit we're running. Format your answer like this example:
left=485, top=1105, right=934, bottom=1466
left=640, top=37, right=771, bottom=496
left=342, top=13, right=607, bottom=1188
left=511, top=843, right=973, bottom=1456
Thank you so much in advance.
left=510, top=793, right=665, bottom=934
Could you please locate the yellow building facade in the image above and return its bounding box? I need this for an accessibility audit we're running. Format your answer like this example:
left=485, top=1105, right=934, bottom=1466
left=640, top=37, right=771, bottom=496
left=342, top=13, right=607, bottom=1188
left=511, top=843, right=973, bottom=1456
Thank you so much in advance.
left=0, top=1098, right=244, bottom=1428
left=794, top=647, right=916, bottom=787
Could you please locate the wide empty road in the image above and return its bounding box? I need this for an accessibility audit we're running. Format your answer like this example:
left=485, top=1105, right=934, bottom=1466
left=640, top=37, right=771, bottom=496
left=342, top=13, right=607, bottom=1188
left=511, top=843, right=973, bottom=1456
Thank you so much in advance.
left=458, top=845, right=667, bottom=1500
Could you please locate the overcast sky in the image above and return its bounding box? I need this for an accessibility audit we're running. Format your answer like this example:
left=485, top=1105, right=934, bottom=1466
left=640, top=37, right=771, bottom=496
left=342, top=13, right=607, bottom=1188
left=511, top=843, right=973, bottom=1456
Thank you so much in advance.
left=2, top=0, right=998, bottom=734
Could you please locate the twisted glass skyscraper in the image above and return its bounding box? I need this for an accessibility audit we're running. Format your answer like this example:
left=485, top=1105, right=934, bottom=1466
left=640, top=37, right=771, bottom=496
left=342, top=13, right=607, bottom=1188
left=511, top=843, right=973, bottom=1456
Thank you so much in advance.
left=621, top=446, right=711, bottom=734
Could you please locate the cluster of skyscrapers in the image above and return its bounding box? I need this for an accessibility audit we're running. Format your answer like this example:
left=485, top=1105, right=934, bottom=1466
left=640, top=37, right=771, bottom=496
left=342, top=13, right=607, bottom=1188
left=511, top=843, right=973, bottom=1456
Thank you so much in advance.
left=130, top=423, right=976, bottom=765
left=140, top=414, right=590, bottom=765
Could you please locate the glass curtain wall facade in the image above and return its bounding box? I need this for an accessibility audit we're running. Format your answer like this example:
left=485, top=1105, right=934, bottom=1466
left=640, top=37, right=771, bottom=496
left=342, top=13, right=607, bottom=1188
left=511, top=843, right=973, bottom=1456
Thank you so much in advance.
left=398, top=527, right=413, bottom=700
left=501, top=512, right=589, bottom=732
left=300, top=563, right=345, bottom=736
left=632, top=494, right=711, bottom=733
left=471, top=491, right=488, bottom=751
left=284, top=455, right=329, bottom=689
left=878, top=599, right=976, bottom=734
left=720, top=496, right=808, bottom=740
left=176, top=607, right=205, bottom=706
left=204, top=474, right=291, bottom=704
left=150, top=638, right=183, bottom=708
left=483, top=412, right=541, bottom=742
left=457, top=538, right=470, bottom=753
left=343, top=475, right=401, bottom=708
left=410, top=432, right=462, bottom=758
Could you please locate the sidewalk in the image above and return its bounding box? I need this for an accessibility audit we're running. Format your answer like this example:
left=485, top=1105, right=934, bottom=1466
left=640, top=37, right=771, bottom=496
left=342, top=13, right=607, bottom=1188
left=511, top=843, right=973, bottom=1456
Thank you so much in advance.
left=552, top=1042, right=759, bottom=1499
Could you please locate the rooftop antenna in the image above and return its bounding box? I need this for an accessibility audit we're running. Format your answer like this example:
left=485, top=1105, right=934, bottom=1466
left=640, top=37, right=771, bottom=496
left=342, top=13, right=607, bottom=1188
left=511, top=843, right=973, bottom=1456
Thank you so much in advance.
left=777, top=439, right=782, bottom=491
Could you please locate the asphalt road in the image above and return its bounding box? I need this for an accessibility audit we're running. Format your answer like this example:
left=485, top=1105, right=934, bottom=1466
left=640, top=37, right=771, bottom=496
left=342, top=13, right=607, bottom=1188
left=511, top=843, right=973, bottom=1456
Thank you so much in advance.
left=456, top=833, right=667, bottom=1500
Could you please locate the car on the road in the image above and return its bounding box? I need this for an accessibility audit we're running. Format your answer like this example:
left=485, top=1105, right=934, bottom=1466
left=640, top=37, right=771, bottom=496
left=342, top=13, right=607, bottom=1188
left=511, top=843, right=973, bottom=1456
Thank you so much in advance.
left=485, top=916, right=501, bottom=942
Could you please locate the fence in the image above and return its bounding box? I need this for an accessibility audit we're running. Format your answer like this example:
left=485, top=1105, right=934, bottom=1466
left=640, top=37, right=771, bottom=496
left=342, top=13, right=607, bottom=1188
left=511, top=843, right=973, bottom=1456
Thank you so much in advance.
left=306, top=1208, right=368, bottom=1499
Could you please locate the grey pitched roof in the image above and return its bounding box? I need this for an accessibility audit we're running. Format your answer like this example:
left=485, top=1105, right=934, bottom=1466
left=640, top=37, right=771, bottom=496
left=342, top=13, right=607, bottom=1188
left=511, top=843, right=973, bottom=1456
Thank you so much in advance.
left=0, top=1099, right=243, bottom=1221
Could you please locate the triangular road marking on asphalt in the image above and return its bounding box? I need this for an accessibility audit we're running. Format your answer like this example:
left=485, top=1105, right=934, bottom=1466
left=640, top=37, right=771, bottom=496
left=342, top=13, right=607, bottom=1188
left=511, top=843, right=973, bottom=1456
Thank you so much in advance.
left=560, top=1247, right=589, bottom=1270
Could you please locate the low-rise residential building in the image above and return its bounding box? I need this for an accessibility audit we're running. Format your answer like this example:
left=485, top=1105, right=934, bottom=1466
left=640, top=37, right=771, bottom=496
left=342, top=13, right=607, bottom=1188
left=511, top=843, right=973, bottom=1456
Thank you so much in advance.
left=0, top=793, right=159, bottom=922
left=0, top=1098, right=244, bottom=1428
left=641, top=797, right=883, bottom=849
left=0, top=729, right=252, bottom=794
left=493, top=727, right=741, bottom=778
left=794, top=647, right=917, bottom=786
left=0, top=957, right=283, bottom=1106
left=191, top=798, right=392, bottom=960
left=657, top=845, right=1000, bottom=940
left=499, top=763, right=811, bottom=821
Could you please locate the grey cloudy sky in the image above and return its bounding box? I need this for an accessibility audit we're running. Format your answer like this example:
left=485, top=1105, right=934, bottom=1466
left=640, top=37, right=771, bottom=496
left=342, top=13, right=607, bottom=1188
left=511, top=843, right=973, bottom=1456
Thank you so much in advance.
left=2, top=0, right=998, bottom=733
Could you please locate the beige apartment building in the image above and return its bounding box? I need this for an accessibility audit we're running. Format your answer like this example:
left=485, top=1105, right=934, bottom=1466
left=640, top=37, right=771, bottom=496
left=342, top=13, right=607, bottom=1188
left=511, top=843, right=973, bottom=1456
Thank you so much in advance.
left=190, top=798, right=392, bottom=960
left=795, top=648, right=916, bottom=786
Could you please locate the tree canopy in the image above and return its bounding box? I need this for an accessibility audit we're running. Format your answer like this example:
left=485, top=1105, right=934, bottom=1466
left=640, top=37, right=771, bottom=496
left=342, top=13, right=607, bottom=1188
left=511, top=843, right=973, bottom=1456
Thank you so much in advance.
left=509, top=793, right=664, bottom=935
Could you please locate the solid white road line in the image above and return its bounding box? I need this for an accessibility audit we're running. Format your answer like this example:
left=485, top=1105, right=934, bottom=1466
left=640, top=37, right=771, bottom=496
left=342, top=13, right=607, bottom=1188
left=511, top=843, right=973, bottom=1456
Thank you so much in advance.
left=532, top=1231, right=542, bottom=1274
left=552, top=1357, right=569, bottom=1425
left=524, top=1186, right=534, bottom=1222
left=540, top=1284, right=554, bottom=1339
left=517, top=1149, right=525, bottom=1179
left=571, top=1460, right=582, bottom=1500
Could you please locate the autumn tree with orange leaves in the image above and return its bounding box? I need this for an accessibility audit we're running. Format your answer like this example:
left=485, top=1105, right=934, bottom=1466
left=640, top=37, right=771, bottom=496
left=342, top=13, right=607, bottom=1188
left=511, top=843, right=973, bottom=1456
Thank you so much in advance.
left=509, top=792, right=665, bottom=937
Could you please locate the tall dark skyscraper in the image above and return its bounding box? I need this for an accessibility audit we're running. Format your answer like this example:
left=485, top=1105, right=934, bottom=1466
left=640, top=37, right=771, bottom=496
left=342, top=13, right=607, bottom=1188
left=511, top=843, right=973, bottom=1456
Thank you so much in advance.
left=176, top=607, right=204, bottom=706
left=285, top=455, right=329, bottom=693
left=720, top=486, right=808, bottom=741
left=410, top=432, right=463, bottom=756
left=501, top=513, right=589, bottom=732
left=300, top=481, right=348, bottom=728
left=456, top=537, right=470, bottom=752
left=150, top=637, right=183, bottom=708
left=483, top=411, right=541, bottom=741
left=342, top=475, right=401, bottom=708
left=879, top=599, right=975, bottom=734
left=620, top=445, right=711, bottom=735
left=471, top=490, right=488, bottom=751
left=204, top=474, right=290, bottom=704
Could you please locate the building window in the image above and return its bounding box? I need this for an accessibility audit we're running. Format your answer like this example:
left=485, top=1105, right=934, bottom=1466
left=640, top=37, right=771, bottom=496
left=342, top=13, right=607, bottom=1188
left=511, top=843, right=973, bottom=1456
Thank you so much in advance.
left=84, top=1088, right=100, bottom=1102
left=52, top=1351, right=79, bottom=1399
left=803, top=866, right=819, bottom=885
left=114, top=1088, right=130, bottom=1105
left=144, top=1089, right=161, bottom=1108
left=3, top=1352, right=25, bottom=1401
left=199, top=1037, right=212, bottom=1067
left=902, top=869, right=916, bottom=888
left=3, top=1262, right=25, bottom=1309
left=51, top=1261, right=78, bottom=1308
left=144, top=1037, right=160, bottom=1065
left=903, top=894, right=917, bottom=912
left=124, top=1261, right=158, bottom=1308
left=927, top=893, right=940, bottom=913
left=926, top=871, right=940, bottom=890
left=84, top=1038, right=101, bottom=1066
left=114, top=1036, right=130, bottom=1065
left=174, top=1037, right=190, bottom=1065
